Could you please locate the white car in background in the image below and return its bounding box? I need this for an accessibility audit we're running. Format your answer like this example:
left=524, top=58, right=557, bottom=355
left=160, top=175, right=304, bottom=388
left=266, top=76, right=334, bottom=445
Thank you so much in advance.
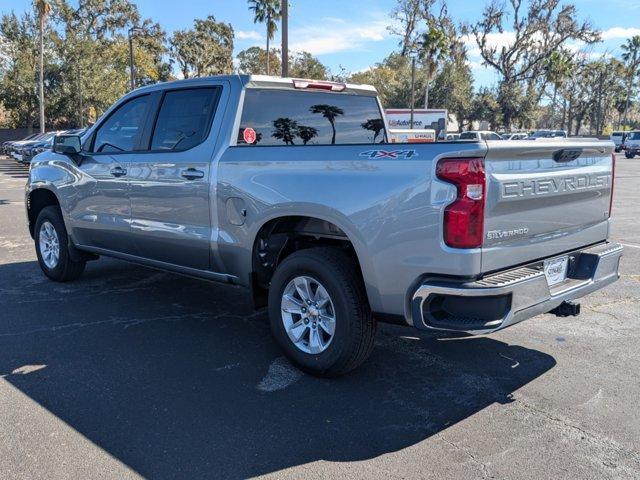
left=529, top=129, right=568, bottom=139
left=459, top=130, right=503, bottom=141
left=504, top=132, right=529, bottom=140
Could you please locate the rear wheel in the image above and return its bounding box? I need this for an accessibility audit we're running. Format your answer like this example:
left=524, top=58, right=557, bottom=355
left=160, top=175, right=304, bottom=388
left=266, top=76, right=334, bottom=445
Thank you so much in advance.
left=625, top=151, right=635, bottom=159
left=268, top=247, right=376, bottom=377
left=35, top=206, right=85, bottom=282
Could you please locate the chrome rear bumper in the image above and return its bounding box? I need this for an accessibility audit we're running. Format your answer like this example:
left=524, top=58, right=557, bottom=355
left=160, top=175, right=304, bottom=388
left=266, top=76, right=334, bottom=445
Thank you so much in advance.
left=411, top=242, right=623, bottom=334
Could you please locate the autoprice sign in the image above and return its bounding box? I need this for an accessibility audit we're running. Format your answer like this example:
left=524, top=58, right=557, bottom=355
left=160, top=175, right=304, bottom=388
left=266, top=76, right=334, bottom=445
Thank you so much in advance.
left=385, top=109, right=448, bottom=138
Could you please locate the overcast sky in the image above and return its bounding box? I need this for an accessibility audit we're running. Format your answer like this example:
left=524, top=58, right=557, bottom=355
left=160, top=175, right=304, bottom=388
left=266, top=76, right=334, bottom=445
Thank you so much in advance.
left=2, top=0, right=640, bottom=87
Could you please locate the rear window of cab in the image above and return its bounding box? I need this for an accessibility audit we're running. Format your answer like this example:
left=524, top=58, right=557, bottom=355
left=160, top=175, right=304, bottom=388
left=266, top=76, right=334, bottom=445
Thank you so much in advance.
left=237, top=89, right=386, bottom=146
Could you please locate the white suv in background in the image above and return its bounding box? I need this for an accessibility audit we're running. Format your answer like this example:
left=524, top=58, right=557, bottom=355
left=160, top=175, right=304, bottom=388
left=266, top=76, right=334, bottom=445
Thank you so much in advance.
left=610, top=131, right=625, bottom=152
left=459, top=130, right=503, bottom=141
left=624, top=131, right=640, bottom=158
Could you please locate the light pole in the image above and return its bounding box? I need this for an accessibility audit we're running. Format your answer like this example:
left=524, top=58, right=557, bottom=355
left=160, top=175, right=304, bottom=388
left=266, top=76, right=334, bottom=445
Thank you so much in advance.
left=281, top=0, right=288, bottom=77
left=128, top=27, right=143, bottom=91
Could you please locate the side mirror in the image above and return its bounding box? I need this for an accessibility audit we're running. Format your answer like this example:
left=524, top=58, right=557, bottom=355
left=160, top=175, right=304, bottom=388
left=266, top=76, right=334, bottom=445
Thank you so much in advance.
left=53, top=134, right=82, bottom=155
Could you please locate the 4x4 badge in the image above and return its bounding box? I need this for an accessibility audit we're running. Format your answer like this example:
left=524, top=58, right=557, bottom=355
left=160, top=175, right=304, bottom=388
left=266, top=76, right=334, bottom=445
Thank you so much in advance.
left=359, top=149, right=418, bottom=159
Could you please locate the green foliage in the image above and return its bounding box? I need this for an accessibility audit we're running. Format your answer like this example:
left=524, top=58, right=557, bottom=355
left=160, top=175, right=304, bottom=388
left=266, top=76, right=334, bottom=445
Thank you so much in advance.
left=237, top=46, right=282, bottom=75
left=0, top=0, right=174, bottom=128
left=237, top=47, right=328, bottom=79
left=290, top=52, right=329, bottom=80
left=0, top=12, right=41, bottom=128
left=472, top=0, right=600, bottom=128
left=348, top=53, right=424, bottom=109
left=469, top=87, right=501, bottom=129
left=169, top=16, right=234, bottom=78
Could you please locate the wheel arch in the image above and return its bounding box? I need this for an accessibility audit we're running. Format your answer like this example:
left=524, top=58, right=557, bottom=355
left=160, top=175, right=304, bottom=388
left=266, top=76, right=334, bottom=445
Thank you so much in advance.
left=248, top=210, right=381, bottom=311
left=27, top=187, right=61, bottom=239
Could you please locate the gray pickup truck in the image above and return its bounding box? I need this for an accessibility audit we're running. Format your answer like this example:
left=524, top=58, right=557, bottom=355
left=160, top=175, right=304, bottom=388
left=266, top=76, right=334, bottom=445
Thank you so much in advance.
left=26, top=75, right=622, bottom=376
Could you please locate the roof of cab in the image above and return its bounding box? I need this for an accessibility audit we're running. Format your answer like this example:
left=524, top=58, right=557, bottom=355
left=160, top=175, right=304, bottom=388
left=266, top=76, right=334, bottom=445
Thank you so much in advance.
left=126, top=74, right=378, bottom=97
left=241, top=75, right=378, bottom=96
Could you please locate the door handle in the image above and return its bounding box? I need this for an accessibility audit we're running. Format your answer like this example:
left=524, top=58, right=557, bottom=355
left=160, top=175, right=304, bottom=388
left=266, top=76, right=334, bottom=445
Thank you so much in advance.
left=181, top=168, right=205, bottom=180
left=110, top=166, right=127, bottom=177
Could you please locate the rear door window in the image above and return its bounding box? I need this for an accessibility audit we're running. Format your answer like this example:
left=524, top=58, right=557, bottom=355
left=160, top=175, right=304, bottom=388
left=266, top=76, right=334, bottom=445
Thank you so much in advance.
left=150, top=88, right=220, bottom=151
left=237, top=89, right=386, bottom=146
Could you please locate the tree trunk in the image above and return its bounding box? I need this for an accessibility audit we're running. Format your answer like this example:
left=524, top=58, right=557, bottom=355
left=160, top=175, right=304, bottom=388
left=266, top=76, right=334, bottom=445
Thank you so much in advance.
left=424, top=79, right=430, bottom=109
left=551, top=85, right=558, bottom=128
left=622, top=76, right=632, bottom=128
left=38, top=15, right=45, bottom=133
left=266, top=16, right=270, bottom=76
left=574, top=114, right=583, bottom=136
left=503, top=111, right=512, bottom=131
left=281, top=0, right=288, bottom=78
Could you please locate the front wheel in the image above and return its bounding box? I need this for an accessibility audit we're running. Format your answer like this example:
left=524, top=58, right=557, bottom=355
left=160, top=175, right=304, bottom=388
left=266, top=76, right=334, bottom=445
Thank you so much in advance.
left=268, top=247, right=376, bottom=377
left=625, top=152, right=635, bottom=159
left=35, top=206, right=86, bottom=282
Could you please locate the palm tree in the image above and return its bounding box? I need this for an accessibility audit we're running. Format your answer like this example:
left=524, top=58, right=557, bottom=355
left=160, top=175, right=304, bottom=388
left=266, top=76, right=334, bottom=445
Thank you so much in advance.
left=310, top=104, right=344, bottom=144
left=35, top=0, right=51, bottom=133
left=419, top=23, right=449, bottom=109
left=297, top=125, right=318, bottom=145
left=248, top=0, right=282, bottom=75
left=361, top=118, right=385, bottom=143
left=621, top=35, right=640, bottom=128
left=272, top=117, right=299, bottom=145
left=545, top=51, right=574, bottom=128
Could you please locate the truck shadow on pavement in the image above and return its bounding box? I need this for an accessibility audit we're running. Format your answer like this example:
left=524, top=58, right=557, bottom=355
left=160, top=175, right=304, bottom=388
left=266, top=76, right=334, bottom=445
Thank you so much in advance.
left=0, top=258, right=556, bottom=479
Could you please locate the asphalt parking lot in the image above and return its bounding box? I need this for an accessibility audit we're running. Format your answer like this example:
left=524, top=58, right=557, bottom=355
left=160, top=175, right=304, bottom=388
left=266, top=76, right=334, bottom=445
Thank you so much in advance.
left=0, top=154, right=639, bottom=480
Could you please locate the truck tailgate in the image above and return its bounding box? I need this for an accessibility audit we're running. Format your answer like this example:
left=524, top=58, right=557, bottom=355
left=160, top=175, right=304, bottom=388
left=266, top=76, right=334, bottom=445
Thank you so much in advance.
left=481, top=140, right=614, bottom=273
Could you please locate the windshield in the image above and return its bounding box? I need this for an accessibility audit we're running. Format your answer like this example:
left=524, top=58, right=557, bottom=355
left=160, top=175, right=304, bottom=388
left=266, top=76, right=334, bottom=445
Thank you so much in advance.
left=530, top=131, right=553, bottom=138
left=39, top=132, right=57, bottom=141
left=612, top=132, right=623, bottom=137
left=459, top=132, right=478, bottom=140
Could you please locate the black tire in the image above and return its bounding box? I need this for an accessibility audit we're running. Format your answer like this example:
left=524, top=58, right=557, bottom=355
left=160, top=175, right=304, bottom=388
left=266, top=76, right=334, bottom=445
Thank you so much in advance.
left=625, top=152, right=635, bottom=159
left=268, top=247, right=376, bottom=377
left=34, top=206, right=86, bottom=282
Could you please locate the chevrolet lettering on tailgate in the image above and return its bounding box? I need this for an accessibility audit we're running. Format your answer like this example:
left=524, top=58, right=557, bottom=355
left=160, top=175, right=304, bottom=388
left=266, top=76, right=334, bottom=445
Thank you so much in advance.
left=501, top=173, right=611, bottom=199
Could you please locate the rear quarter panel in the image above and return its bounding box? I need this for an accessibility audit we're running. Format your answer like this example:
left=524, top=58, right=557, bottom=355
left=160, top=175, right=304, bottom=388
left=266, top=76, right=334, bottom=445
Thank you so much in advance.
left=215, top=142, right=487, bottom=316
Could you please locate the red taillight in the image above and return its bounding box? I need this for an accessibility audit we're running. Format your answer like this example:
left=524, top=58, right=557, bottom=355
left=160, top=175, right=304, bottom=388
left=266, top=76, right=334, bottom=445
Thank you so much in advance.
left=609, top=152, right=616, bottom=217
left=292, top=79, right=347, bottom=92
left=436, top=157, right=486, bottom=249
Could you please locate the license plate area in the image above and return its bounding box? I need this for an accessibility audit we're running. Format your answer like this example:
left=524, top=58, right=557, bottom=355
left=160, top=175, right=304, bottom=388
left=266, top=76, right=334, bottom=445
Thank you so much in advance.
left=544, top=256, right=569, bottom=287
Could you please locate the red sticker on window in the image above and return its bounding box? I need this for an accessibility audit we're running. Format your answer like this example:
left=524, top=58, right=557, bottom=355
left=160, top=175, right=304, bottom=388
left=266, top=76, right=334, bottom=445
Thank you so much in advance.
left=243, top=127, right=257, bottom=144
